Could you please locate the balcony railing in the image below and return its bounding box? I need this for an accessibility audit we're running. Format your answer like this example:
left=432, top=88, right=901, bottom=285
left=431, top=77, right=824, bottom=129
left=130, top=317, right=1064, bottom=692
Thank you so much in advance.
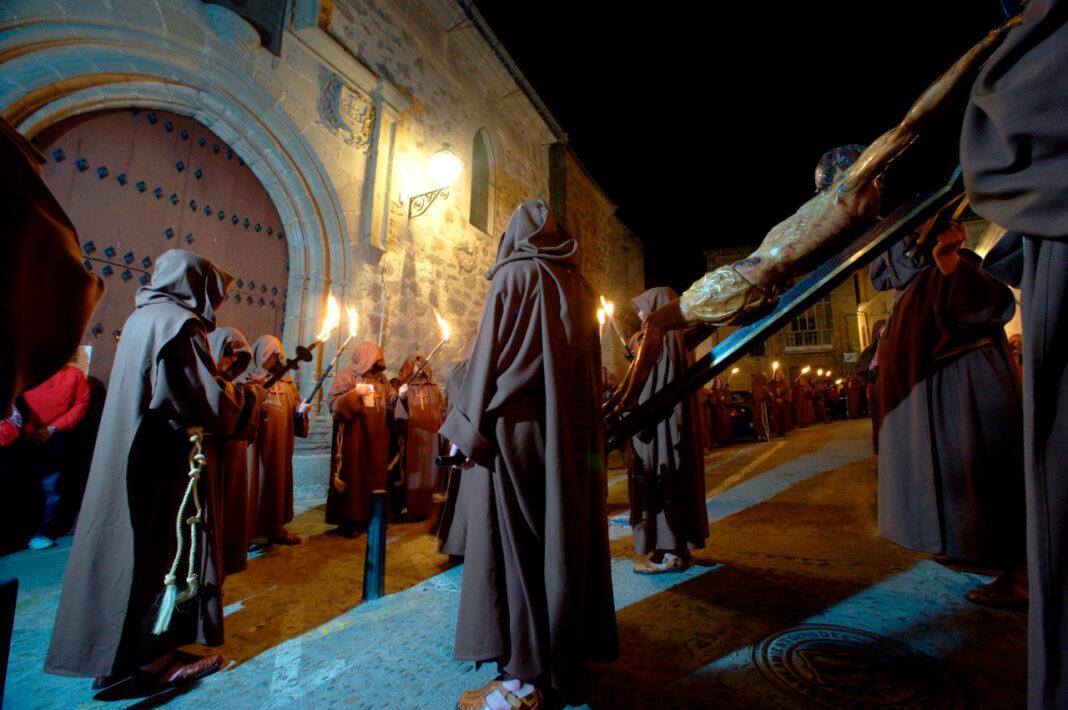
left=782, top=328, right=834, bottom=351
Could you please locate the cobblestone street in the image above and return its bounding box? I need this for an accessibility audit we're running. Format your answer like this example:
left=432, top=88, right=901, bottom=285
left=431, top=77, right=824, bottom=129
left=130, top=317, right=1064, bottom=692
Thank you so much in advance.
left=1, top=419, right=1027, bottom=708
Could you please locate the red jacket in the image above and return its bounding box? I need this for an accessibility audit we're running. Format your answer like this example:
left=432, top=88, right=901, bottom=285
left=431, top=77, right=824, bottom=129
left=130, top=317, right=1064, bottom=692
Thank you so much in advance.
left=20, top=365, right=89, bottom=437
left=0, top=405, right=21, bottom=446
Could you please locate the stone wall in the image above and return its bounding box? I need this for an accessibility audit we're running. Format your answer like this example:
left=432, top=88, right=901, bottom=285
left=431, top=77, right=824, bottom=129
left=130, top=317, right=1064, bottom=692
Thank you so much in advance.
left=0, top=0, right=647, bottom=497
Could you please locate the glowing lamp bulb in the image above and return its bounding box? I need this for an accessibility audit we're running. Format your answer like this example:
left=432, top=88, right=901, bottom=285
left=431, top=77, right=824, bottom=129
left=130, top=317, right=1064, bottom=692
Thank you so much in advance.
left=428, top=145, right=463, bottom=189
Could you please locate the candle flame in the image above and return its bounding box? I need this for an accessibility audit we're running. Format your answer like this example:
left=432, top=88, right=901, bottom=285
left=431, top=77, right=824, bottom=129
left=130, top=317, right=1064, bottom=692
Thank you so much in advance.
left=434, top=309, right=451, bottom=342
left=731, top=367, right=740, bottom=374
left=597, top=308, right=606, bottom=325
left=317, top=294, right=341, bottom=341
left=802, top=366, right=811, bottom=374
left=599, top=295, right=615, bottom=318
left=817, top=369, right=824, bottom=376
left=346, top=306, right=358, bottom=339
left=772, top=361, right=780, bottom=370
left=826, top=370, right=832, bottom=377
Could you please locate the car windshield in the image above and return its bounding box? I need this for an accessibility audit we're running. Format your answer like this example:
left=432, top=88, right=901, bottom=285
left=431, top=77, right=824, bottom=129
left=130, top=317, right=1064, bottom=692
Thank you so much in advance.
left=730, top=391, right=751, bottom=403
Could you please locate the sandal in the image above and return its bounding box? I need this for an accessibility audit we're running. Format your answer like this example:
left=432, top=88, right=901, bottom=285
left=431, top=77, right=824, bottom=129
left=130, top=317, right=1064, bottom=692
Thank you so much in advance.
left=967, top=576, right=1028, bottom=609
left=633, top=554, right=692, bottom=575
left=457, top=679, right=543, bottom=710
left=269, top=531, right=302, bottom=545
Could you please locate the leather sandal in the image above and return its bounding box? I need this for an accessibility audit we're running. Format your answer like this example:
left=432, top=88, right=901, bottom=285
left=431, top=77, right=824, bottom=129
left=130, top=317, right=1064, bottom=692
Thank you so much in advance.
left=633, top=554, right=692, bottom=575
left=457, top=679, right=543, bottom=710
left=269, top=531, right=302, bottom=545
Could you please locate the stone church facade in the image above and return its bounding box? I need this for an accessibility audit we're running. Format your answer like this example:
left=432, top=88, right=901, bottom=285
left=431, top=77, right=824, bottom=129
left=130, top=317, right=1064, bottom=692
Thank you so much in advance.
left=0, top=0, right=644, bottom=495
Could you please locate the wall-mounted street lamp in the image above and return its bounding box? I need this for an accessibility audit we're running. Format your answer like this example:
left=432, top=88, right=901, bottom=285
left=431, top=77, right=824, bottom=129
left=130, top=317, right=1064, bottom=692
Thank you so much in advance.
left=409, top=143, right=464, bottom=218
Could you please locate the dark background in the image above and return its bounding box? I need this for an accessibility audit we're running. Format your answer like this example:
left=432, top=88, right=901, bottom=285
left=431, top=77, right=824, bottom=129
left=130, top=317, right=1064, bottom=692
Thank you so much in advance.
left=476, top=2, right=1007, bottom=293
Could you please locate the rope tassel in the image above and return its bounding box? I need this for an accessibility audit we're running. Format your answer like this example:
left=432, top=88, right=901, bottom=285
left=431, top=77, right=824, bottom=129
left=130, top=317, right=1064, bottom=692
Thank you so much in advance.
left=153, top=427, right=206, bottom=636
left=331, top=426, right=347, bottom=493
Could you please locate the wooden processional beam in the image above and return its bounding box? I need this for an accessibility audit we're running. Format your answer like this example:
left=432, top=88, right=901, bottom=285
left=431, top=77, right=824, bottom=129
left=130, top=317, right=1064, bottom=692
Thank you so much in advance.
left=605, top=167, right=965, bottom=451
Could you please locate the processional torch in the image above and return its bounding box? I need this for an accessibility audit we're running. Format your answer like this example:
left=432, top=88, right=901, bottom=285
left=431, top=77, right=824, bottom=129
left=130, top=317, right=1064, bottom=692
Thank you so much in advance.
left=262, top=293, right=341, bottom=389
left=600, top=295, right=634, bottom=360
left=386, top=309, right=451, bottom=409
left=303, top=305, right=359, bottom=405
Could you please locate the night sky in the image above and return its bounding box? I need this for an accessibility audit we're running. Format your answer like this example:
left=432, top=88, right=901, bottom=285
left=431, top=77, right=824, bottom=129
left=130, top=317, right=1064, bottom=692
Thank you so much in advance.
left=476, top=2, right=1007, bottom=294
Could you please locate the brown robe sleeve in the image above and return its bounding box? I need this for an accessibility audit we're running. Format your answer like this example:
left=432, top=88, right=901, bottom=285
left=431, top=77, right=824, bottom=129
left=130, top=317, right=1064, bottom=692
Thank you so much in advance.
left=0, top=119, right=103, bottom=412
left=286, top=382, right=310, bottom=438
left=150, top=321, right=260, bottom=437
left=439, top=266, right=541, bottom=467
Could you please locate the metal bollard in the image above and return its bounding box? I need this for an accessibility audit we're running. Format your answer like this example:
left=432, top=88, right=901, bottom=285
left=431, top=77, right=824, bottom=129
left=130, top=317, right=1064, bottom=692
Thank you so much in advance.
left=362, top=489, right=387, bottom=601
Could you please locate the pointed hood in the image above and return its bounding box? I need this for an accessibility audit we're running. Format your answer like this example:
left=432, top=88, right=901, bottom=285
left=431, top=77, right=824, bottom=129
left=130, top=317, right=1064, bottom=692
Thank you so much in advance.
left=349, top=340, right=386, bottom=377
left=632, top=287, right=678, bottom=322
left=244, top=335, right=287, bottom=382
left=486, top=200, right=579, bottom=279
left=400, top=350, right=433, bottom=383
left=136, top=249, right=232, bottom=328
left=207, top=326, right=252, bottom=380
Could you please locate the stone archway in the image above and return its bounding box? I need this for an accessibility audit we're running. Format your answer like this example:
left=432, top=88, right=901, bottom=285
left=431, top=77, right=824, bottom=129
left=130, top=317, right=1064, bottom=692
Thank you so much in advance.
left=0, top=8, right=351, bottom=384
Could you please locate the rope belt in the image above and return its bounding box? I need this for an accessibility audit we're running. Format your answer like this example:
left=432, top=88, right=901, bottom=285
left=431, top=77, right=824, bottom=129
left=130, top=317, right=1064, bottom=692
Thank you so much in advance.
left=153, top=427, right=206, bottom=635
left=332, top=426, right=348, bottom=493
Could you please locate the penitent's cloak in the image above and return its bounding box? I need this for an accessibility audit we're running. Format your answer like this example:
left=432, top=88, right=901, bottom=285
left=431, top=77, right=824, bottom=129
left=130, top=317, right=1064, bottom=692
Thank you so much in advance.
left=394, top=352, right=446, bottom=521
left=961, top=2, right=1068, bottom=703
left=207, top=326, right=257, bottom=574
left=241, top=336, right=309, bottom=539
left=0, top=117, right=103, bottom=413
left=627, top=287, right=709, bottom=556
left=326, top=341, right=394, bottom=526
left=439, top=200, right=618, bottom=701
left=872, top=240, right=1024, bottom=564
left=45, top=250, right=260, bottom=678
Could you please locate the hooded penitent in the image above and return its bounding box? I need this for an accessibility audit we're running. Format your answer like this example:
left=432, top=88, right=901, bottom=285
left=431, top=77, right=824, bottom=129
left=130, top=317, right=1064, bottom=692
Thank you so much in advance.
left=870, top=228, right=1024, bottom=570
left=326, top=340, right=394, bottom=525
left=626, top=286, right=709, bottom=557
left=45, top=249, right=260, bottom=678
left=438, top=199, right=618, bottom=700
left=207, top=327, right=258, bottom=574
left=393, top=351, right=447, bottom=520
left=242, top=335, right=308, bottom=540
left=0, top=117, right=103, bottom=414
left=961, top=5, right=1068, bottom=700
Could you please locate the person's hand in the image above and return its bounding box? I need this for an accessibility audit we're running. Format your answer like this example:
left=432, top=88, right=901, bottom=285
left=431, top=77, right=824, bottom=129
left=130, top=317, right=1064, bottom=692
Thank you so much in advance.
left=449, top=442, right=475, bottom=470
left=932, top=223, right=967, bottom=275
left=605, top=299, right=689, bottom=417
left=399, top=384, right=409, bottom=399
left=296, top=401, right=311, bottom=415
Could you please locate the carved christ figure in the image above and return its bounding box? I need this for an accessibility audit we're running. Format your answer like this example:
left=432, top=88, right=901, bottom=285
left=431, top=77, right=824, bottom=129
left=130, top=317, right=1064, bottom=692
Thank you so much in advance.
left=606, top=17, right=1020, bottom=415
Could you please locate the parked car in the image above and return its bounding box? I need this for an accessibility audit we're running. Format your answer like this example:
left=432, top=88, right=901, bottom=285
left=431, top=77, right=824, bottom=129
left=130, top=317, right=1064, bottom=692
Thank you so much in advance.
left=725, top=390, right=756, bottom=441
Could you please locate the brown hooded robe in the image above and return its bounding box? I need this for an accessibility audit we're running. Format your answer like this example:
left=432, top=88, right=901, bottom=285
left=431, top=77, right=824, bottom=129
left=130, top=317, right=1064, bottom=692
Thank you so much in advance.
left=394, top=352, right=447, bottom=521
left=435, top=336, right=476, bottom=555
left=627, top=287, right=709, bottom=556
left=45, top=250, right=260, bottom=678
left=792, top=376, right=815, bottom=427
left=326, top=341, right=394, bottom=526
left=770, top=371, right=792, bottom=435
left=438, top=200, right=618, bottom=700
left=241, top=336, right=308, bottom=540
left=1, top=117, right=103, bottom=414
left=207, top=326, right=256, bottom=574
left=872, top=239, right=1024, bottom=564
left=962, top=3, right=1068, bottom=703
left=709, top=378, right=733, bottom=443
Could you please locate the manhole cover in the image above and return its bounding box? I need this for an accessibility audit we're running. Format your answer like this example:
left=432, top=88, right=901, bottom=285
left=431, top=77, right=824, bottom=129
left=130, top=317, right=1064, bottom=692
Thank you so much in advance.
left=751, top=624, right=971, bottom=708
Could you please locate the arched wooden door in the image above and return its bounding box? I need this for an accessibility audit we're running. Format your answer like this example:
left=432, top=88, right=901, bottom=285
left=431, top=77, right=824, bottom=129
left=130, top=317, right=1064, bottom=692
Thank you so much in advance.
left=37, top=109, right=290, bottom=384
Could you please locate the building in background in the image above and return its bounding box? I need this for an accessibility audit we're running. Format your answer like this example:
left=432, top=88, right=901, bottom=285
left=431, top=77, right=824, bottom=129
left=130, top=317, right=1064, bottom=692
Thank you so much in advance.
left=694, top=219, right=1010, bottom=391
left=0, top=0, right=644, bottom=496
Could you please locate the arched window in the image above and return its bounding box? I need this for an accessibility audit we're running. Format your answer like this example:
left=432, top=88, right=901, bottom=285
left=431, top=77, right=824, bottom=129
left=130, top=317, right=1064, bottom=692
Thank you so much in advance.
left=469, top=129, right=494, bottom=233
